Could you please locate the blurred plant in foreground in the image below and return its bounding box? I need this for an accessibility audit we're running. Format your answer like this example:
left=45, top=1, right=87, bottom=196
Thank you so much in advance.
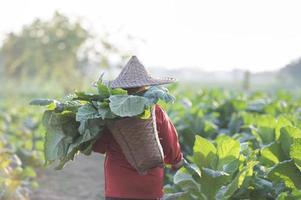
left=0, top=104, right=43, bottom=200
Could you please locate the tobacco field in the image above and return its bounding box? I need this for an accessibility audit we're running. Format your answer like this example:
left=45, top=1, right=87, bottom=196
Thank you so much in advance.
left=164, top=88, right=301, bottom=199
left=1, top=86, right=301, bottom=200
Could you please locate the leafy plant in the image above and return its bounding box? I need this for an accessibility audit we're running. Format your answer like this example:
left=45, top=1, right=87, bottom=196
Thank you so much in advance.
left=30, top=80, right=175, bottom=169
left=165, top=135, right=258, bottom=200
left=164, top=87, right=301, bottom=199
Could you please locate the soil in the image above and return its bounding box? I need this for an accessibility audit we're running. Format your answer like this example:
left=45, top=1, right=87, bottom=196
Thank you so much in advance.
left=30, top=153, right=105, bottom=200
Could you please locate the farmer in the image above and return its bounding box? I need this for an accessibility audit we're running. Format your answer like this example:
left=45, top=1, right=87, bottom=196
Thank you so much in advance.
left=92, top=56, right=184, bottom=200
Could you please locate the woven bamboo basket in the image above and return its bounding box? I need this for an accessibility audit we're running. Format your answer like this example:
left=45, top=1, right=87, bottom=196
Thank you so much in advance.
left=106, top=107, right=164, bottom=175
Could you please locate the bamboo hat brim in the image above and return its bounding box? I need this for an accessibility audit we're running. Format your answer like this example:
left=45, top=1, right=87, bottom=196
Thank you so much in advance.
left=109, top=56, right=176, bottom=89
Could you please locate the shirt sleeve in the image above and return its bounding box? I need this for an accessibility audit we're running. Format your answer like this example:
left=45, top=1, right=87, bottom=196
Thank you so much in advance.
left=92, top=128, right=112, bottom=154
left=155, top=105, right=183, bottom=169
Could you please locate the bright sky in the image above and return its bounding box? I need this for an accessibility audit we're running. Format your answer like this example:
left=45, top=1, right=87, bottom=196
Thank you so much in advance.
left=1, top=0, right=301, bottom=72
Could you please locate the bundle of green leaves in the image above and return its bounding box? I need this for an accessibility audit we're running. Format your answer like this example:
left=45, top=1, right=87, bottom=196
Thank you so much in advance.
left=30, top=80, right=175, bottom=170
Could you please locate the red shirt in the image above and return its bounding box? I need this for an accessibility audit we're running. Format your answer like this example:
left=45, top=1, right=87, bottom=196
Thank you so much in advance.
left=92, top=105, right=183, bottom=199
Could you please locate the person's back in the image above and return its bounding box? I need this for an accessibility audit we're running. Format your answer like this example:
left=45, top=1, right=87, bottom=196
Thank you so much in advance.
left=93, top=105, right=183, bottom=200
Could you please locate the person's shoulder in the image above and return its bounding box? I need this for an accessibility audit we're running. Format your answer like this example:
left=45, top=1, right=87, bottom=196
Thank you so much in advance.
left=155, top=104, right=167, bottom=121
left=155, top=104, right=165, bottom=114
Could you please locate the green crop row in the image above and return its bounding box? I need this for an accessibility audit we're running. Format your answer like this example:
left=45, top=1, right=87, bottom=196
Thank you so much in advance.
left=163, top=89, right=301, bottom=199
left=1, top=87, right=301, bottom=200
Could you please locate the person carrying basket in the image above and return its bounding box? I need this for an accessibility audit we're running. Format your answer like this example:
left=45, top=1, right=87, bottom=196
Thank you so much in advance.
left=92, top=56, right=184, bottom=200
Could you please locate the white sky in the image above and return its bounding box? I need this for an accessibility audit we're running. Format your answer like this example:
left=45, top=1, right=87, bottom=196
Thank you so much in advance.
left=1, top=0, right=301, bottom=72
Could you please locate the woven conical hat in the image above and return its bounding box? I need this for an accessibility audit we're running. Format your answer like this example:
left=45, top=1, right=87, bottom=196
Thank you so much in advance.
left=110, top=56, right=176, bottom=88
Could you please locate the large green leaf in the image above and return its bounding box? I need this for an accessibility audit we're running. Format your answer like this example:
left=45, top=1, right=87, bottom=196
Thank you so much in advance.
left=222, top=159, right=240, bottom=175
left=216, top=135, right=240, bottom=170
left=279, top=126, right=301, bottom=158
left=109, top=95, right=149, bottom=117
left=199, top=169, right=231, bottom=200
left=290, top=138, right=301, bottom=171
left=260, top=142, right=286, bottom=167
left=252, top=177, right=274, bottom=195
left=44, top=135, right=71, bottom=164
left=277, top=192, right=298, bottom=200
left=61, top=119, right=80, bottom=138
left=193, top=135, right=217, bottom=168
left=189, top=135, right=243, bottom=200
left=202, top=167, right=229, bottom=178
left=254, top=115, right=277, bottom=128
left=267, top=160, right=301, bottom=189
left=216, top=160, right=257, bottom=200
left=96, top=102, right=116, bottom=119
left=42, top=111, right=80, bottom=163
left=68, top=127, right=102, bottom=154
left=76, top=104, right=101, bottom=121
left=183, top=160, right=202, bottom=179
left=42, top=110, right=77, bottom=131
left=55, top=142, right=82, bottom=170
left=44, top=129, right=65, bottom=163
left=255, top=127, right=275, bottom=145
left=78, top=118, right=104, bottom=136
left=275, top=116, right=292, bottom=140
left=276, top=189, right=301, bottom=200
left=173, top=170, right=200, bottom=192
left=57, top=136, right=73, bottom=158
left=57, top=129, right=103, bottom=170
